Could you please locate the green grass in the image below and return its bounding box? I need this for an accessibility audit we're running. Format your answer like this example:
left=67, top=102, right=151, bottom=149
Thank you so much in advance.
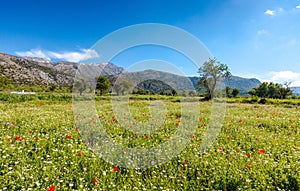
left=0, top=95, right=300, bottom=190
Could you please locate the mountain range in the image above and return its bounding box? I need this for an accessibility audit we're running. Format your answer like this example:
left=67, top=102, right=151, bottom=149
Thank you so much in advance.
left=0, top=52, right=261, bottom=94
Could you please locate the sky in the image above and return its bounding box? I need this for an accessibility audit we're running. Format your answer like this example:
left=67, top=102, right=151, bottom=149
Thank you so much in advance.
left=1, top=0, right=300, bottom=86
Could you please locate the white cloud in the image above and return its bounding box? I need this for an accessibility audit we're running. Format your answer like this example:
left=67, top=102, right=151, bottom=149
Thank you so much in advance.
left=15, top=49, right=50, bottom=60
left=296, top=4, right=300, bottom=9
left=264, top=9, right=275, bottom=16
left=264, top=8, right=284, bottom=16
left=48, top=49, right=99, bottom=62
left=269, top=71, right=300, bottom=87
left=15, top=48, right=99, bottom=63
left=246, top=71, right=300, bottom=87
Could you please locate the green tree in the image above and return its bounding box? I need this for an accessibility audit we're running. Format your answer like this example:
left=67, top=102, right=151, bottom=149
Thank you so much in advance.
left=249, top=82, right=292, bottom=99
left=0, top=76, right=12, bottom=91
left=231, top=88, right=240, bottom=98
left=73, top=78, right=86, bottom=96
left=113, top=78, right=133, bottom=96
left=225, top=86, right=231, bottom=98
left=198, top=58, right=231, bottom=99
left=249, top=82, right=269, bottom=98
left=188, top=90, right=197, bottom=97
left=96, top=76, right=110, bottom=95
left=280, top=82, right=292, bottom=99
left=171, top=88, right=178, bottom=96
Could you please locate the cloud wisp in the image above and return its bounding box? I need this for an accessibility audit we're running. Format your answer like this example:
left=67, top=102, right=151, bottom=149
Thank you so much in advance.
left=15, top=48, right=99, bottom=63
left=269, top=71, right=300, bottom=86
left=259, top=71, right=300, bottom=87
left=257, top=29, right=269, bottom=36
left=264, top=8, right=284, bottom=16
left=245, top=71, right=300, bottom=87
left=264, top=10, right=275, bottom=16
left=15, top=49, right=50, bottom=60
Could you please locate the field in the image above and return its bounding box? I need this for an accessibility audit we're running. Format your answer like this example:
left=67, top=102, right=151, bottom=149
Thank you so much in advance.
left=0, top=94, right=300, bottom=190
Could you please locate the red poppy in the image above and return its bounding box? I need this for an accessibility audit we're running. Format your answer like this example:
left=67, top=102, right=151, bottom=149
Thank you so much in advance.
left=238, top=119, right=243, bottom=123
left=93, top=177, right=98, bottom=184
left=183, top=161, right=187, bottom=166
left=246, top=153, right=251, bottom=157
left=47, top=185, right=55, bottom=191
left=226, top=137, right=231, bottom=141
left=125, top=147, right=129, bottom=152
left=15, top=136, right=21, bottom=141
left=191, top=135, right=195, bottom=139
left=35, top=137, right=40, bottom=141
left=218, top=147, right=223, bottom=151
left=77, top=152, right=82, bottom=157
left=197, top=125, right=201, bottom=128
left=8, top=137, right=12, bottom=142
left=258, top=149, right=266, bottom=154
left=21, top=137, right=26, bottom=141
left=113, top=166, right=119, bottom=172
left=145, top=135, right=149, bottom=139
left=29, top=130, right=33, bottom=134
left=246, top=165, right=252, bottom=169
left=290, top=125, right=295, bottom=129
left=235, top=149, right=240, bottom=153
left=67, top=135, right=72, bottom=139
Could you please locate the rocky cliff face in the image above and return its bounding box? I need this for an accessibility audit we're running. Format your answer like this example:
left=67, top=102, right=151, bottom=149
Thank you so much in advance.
left=0, top=52, right=123, bottom=87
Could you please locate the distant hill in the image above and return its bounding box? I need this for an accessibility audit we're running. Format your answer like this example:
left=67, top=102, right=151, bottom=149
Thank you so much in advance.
left=291, top=87, right=300, bottom=96
left=0, top=52, right=260, bottom=94
left=108, top=69, right=260, bottom=95
left=188, top=76, right=261, bottom=95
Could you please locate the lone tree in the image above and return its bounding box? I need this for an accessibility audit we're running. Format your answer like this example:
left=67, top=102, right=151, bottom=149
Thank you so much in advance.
left=96, top=76, right=110, bottom=95
left=198, top=58, right=231, bottom=99
left=73, top=78, right=86, bottom=95
left=113, top=78, right=133, bottom=96
left=232, top=88, right=240, bottom=98
left=225, top=86, right=231, bottom=98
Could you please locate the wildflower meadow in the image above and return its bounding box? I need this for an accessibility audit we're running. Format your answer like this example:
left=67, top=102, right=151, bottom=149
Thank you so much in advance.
left=0, top=94, right=299, bottom=190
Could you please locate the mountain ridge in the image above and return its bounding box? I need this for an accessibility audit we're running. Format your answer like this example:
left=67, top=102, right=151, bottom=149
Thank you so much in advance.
left=0, top=52, right=261, bottom=93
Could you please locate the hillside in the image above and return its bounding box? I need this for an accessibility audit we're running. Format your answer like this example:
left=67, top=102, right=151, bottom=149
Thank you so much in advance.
left=188, top=76, right=261, bottom=95
left=0, top=52, right=123, bottom=87
left=130, top=70, right=261, bottom=95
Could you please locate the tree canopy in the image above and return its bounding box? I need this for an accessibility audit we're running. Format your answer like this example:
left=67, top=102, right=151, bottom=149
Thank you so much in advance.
left=96, top=76, right=110, bottom=95
left=73, top=78, right=86, bottom=95
left=113, top=78, right=133, bottom=96
left=248, top=82, right=292, bottom=99
left=198, top=58, right=231, bottom=99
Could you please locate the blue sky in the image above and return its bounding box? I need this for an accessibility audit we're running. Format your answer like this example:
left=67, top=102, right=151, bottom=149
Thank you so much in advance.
left=1, top=0, right=300, bottom=85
